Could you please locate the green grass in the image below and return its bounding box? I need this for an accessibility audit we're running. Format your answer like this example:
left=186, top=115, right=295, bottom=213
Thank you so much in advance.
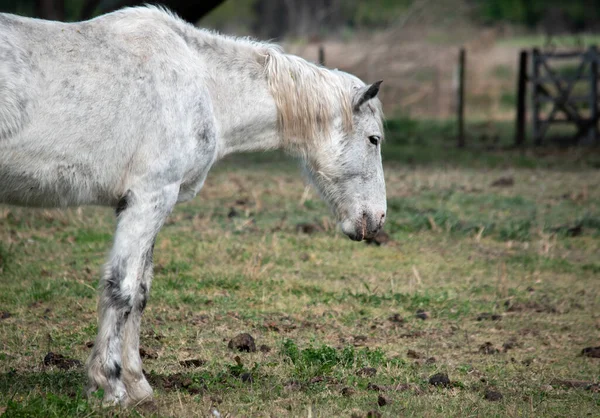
left=1, top=119, right=600, bottom=416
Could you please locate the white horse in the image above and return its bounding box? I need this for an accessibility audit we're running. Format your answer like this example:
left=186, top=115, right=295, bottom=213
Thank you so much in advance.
left=0, top=6, right=386, bottom=405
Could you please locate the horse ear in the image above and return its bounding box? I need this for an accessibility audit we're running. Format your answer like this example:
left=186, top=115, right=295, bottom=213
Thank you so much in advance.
left=353, top=80, right=383, bottom=111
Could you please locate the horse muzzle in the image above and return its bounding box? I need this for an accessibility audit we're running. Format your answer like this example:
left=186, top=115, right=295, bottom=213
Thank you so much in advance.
left=340, top=210, right=386, bottom=241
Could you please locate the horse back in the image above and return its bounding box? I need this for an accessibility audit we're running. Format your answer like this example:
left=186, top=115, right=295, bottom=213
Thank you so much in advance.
left=0, top=10, right=212, bottom=208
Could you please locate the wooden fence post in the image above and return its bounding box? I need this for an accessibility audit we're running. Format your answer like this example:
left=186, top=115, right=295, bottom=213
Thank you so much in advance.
left=318, top=45, right=325, bottom=66
left=588, top=45, right=598, bottom=144
left=532, top=48, right=542, bottom=145
left=457, top=47, right=466, bottom=148
left=515, top=50, right=528, bottom=146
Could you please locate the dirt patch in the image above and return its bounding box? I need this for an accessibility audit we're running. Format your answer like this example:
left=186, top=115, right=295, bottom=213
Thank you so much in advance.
left=479, top=342, right=500, bottom=355
left=146, top=372, right=204, bottom=394
left=259, top=344, right=271, bottom=353
left=505, top=300, right=557, bottom=314
left=341, top=387, right=355, bottom=397
left=357, top=367, right=377, bottom=377
left=415, top=309, right=429, bottom=320
left=0, top=311, right=11, bottom=319
left=550, top=379, right=598, bottom=390
left=484, top=390, right=503, bottom=401
left=388, top=313, right=405, bottom=325
left=407, top=349, right=423, bottom=359
left=400, top=330, right=425, bottom=339
left=377, top=394, right=389, bottom=406
left=429, top=373, right=451, bottom=387
left=365, top=230, right=392, bottom=246
left=240, top=372, right=253, bottom=383
left=502, top=337, right=520, bottom=352
left=139, top=347, right=158, bottom=359
left=227, top=207, right=240, bottom=218
left=581, top=346, right=600, bottom=358
left=367, top=382, right=383, bottom=392
left=43, top=352, right=82, bottom=370
left=296, top=223, right=322, bottom=234
left=491, top=177, right=514, bottom=187
left=228, top=333, right=256, bottom=352
left=353, top=335, right=368, bottom=346
left=179, top=359, right=206, bottom=368
left=477, top=312, right=502, bottom=321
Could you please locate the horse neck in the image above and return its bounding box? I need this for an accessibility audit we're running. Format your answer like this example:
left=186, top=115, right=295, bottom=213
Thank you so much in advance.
left=202, top=49, right=282, bottom=158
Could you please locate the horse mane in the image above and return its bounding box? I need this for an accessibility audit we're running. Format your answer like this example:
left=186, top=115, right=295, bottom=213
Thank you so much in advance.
left=112, top=6, right=355, bottom=151
left=262, top=49, right=354, bottom=151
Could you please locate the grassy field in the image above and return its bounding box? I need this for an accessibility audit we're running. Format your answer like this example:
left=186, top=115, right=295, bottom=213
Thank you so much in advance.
left=1, top=120, right=599, bottom=417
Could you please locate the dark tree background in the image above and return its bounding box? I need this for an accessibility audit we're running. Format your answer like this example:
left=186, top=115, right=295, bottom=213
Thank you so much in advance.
left=0, top=0, right=225, bottom=23
left=1, top=0, right=599, bottom=38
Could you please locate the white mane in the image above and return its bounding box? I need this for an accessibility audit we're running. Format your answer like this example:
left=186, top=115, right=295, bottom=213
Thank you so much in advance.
left=263, top=50, right=354, bottom=150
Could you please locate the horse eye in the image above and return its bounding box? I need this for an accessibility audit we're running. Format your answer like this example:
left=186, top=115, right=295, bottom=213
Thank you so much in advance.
left=368, top=135, right=380, bottom=146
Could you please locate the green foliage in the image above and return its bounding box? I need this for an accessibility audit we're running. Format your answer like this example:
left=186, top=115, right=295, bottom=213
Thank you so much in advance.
left=345, top=0, right=412, bottom=28
left=500, top=92, right=516, bottom=109
left=200, top=0, right=256, bottom=31
left=476, top=0, right=600, bottom=28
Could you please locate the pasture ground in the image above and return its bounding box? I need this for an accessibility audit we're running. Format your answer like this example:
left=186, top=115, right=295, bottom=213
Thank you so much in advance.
left=1, top=120, right=599, bottom=417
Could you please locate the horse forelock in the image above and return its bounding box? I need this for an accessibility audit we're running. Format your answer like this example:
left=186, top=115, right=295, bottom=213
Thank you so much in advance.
left=263, top=50, right=353, bottom=152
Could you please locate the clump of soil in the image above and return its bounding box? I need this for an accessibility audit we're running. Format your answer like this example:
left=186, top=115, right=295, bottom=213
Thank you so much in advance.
left=296, top=223, right=322, bottom=234
left=43, top=352, right=82, bottom=370
left=139, top=347, right=158, bottom=359
left=407, top=349, right=422, bottom=359
left=429, top=372, right=450, bottom=387
left=341, top=387, right=355, bottom=397
left=367, top=382, right=419, bottom=393
left=502, top=337, right=520, bottom=352
left=581, top=347, right=600, bottom=358
left=367, top=382, right=383, bottom=392
left=415, top=309, right=429, bottom=320
left=550, top=379, right=597, bottom=390
left=357, top=367, right=377, bottom=377
left=365, top=230, right=392, bottom=246
left=227, top=207, right=240, bottom=218
left=388, top=313, right=404, bottom=325
left=377, top=394, right=389, bottom=406
left=353, top=335, right=368, bottom=346
left=484, top=390, right=503, bottom=401
left=147, top=372, right=204, bottom=394
left=0, top=311, right=11, bottom=319
left=240, top=372, right=253, bottom=383
left=491, top=176, right=514, bottom=187
left=228, top=333, right=256, bottom=352
left=259, top=344, right=271, bottom=353
left=479, top=342, right=499, bottom=355
left=179, top=359, right=206, bottom=368
left=505, top=300, right=557, bottom=313
left=477, top=312, right=502, bottom=321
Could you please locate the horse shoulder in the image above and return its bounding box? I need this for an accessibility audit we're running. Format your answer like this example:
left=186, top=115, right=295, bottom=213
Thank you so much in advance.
left=0, top=17, right=36, bottom=141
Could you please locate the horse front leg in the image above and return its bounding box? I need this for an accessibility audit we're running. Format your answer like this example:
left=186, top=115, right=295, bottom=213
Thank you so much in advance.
left=86, top=186, right=177, bottom=405
left=120, top=241, right=155, bottom=405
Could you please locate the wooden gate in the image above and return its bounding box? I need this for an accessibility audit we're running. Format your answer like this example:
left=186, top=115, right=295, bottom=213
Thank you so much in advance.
left=529, top=46, right=599, bottom=145
left=515, top=46, right=600, bottom=145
